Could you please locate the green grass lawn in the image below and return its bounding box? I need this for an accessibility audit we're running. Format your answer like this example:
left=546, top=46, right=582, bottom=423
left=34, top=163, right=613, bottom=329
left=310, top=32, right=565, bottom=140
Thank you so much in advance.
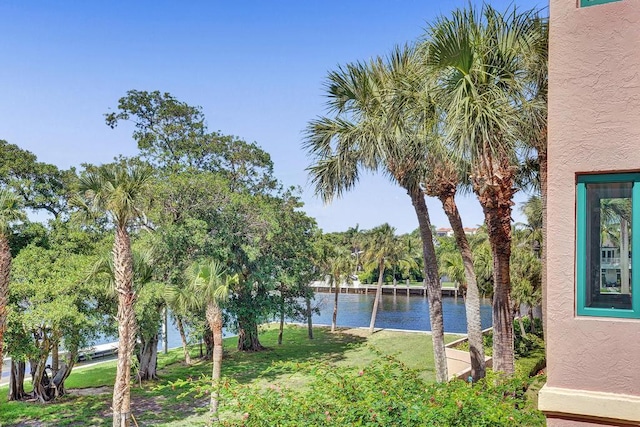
left=0, top=326, right=463, bottom=426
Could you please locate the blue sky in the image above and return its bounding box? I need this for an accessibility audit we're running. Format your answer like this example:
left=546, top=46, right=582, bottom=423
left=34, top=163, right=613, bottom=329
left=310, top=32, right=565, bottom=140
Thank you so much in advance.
left=0, top=1, right=545, bottom=234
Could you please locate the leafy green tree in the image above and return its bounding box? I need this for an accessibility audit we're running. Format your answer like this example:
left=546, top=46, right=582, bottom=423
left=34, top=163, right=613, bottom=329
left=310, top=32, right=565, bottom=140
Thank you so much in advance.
left=74, top=162, right=153, bottom=427
left=426, top=4, right=542, bottom=374
left=0, top=140, right=77, bottom=218
left=0, top=189, right=24, bottom=384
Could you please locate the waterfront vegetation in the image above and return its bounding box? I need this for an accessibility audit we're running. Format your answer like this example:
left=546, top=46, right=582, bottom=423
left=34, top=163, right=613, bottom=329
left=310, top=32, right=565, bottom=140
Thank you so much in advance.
left=0, top=326, right=544, bottom=426
left=0, top=2, right=549, bottom=425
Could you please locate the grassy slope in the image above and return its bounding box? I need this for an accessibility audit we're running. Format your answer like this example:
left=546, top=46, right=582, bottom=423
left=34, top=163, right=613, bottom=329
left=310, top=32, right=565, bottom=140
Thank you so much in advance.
left=0, top=326, right=462, bottom=426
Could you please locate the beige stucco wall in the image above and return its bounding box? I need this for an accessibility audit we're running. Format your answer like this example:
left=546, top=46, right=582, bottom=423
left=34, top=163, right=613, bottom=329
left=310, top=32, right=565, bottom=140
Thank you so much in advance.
left=545, top=0, right=640, bottom=424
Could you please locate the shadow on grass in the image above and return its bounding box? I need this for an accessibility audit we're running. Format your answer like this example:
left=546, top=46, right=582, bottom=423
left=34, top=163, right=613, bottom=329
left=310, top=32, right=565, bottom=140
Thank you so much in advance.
left=0, top=325, right=367, bottom=427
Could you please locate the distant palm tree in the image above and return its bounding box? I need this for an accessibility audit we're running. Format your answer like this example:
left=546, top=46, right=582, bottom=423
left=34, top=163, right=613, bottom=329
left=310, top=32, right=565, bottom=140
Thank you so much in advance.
left=362, top=223, right=397, bottom=334
left=185, top=260, right=236, bottom=422
left=164, top=283, right=198, bottom=365
left=0, top=189, right=24, bottom=384
left=75, top=162, right=152, bottom=427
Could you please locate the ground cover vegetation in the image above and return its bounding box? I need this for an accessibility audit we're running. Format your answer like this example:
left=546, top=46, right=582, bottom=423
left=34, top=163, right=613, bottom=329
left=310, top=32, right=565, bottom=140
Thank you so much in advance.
left=0, top=327, right=544, bottom=426
left=0, top=3, right=548, bottom=425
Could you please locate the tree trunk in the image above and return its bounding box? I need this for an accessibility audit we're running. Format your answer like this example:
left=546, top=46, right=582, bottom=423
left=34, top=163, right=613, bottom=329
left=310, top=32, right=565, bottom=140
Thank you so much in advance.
left=620, top=218, right=630, bottom=294
left=236, top=317, right=264, bottom=351
left=207, top=302, right=224, bottom=423
left=369, top=259, right=385, bottom=334
left=112, top=226, right=137, bottom=427
left=439, top=192, right=486, bottom=381
left=32, top=348, right=52, bottom=403
left=51, top=340, right=59, bottom=376
left=204, top=326, right=214, bottom=359
left=305, top=294, right=313, bottom=340
left=176, top=315, right=191, bottom=365
left=528, top=307, right=536, bottom=334
left=163, top=307, right=169, bottom=355
left=0, top=235, right=11, bottom=383
left=278, top=296, right=285, bottom=345
left=8, top=359, right=26, bottom=401
left=475, top=163, right=516, bottom=375
left=331, top=279, right=339, bottom=333
left=54, top=349, right=78, bottom=397
left=410, top=189, right=448, bottom=382
left=137, top=333, right=159, bottom=381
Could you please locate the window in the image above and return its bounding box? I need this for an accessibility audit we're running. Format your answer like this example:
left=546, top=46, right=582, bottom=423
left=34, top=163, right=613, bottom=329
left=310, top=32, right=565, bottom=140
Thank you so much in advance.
left=580, top=0, right=621, bottom=7
left=576, top=173, right=640, bottom=318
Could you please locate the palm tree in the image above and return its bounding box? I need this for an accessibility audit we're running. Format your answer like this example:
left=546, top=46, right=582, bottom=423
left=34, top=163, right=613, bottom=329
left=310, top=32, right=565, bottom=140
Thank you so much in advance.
left=421, top=147, right=486, bottom=381
left=304, top=45, right=449, bottom=381
left=0, top=189, right=24, bottom=384
left=362, top=223, right=396, bottom=333
left=520, top=17, right=548, bottom=337
left=185, top=260, right=235, bottom=423
left=326, top=246, right=354, bottom=333
left=89, top=249, right=159, bottom=381
left=164, top=283, right=198, bottom=365
left=75, top=162, right=152, bottom=427
left=426, top=4, right=542, bottom=374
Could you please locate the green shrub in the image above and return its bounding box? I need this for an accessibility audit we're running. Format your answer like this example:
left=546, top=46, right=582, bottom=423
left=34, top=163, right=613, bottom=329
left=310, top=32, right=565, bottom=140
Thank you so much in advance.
left=217, top=357, right=545, bottom=426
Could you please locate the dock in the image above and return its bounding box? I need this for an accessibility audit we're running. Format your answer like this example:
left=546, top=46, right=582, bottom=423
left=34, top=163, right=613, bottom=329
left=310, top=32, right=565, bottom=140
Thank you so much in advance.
left=310, top=282, right=460, bottom=297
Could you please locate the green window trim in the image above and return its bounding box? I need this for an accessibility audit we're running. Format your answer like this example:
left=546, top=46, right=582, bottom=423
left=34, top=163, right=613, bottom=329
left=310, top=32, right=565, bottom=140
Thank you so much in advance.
left=580, top=0, right=622, bottom=7
left=576, top=173, right=640, bottom=319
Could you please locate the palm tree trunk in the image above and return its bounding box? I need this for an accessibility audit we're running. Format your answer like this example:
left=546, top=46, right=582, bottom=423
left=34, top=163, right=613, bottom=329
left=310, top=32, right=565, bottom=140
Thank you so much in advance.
left=278, top=296, right=285, bottom=345
left=410, top=189, right=448, bottom=382
left=439, top=192, right=486, bottom=381
left=306, top=294, right=313, bottom=340
left=176, top=315, right=191, bottom=365
left=477, top=178, right=515, bottom=375
left=620, top=217, right=630, bottom=294
left=112, top=226, right=137, bottom=427
left=0, top=235, right=11, bottom=383
left=207, top=302, right=224, bottom=423
left=369, top=259, right=385, bottom=334
left=331, top=279, right=339, bottom=332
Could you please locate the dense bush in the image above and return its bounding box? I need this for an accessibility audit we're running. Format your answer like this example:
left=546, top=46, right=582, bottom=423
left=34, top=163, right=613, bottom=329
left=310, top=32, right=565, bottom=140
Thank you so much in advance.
left=218, top=357, right=544, bottom=426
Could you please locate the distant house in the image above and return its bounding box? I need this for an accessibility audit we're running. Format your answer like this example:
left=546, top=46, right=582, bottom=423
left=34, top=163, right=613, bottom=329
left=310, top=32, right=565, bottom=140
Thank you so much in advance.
left=435, top=227, right=477, bottom=238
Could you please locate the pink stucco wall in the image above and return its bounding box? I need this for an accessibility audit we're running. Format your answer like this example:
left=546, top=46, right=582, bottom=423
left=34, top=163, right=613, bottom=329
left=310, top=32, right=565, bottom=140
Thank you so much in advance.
left=547, top=0, right=640, bottom=401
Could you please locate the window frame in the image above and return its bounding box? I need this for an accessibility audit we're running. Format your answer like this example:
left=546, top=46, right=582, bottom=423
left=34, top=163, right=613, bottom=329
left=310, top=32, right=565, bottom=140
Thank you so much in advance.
left=580, top=0, right=622, bottom=7
left=576, top=173, right=640, bottom=318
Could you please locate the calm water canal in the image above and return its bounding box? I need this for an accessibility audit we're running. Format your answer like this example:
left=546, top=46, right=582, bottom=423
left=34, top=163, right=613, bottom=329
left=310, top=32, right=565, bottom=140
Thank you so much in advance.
left=310, top=292, right=493, bottom=334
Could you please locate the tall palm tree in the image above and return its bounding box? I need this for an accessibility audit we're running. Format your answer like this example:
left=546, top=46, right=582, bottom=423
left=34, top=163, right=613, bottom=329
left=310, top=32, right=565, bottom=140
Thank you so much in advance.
left=0, top=189, right=24, bottom=384
left=89, top=249, right=159, bottom=381
left=520, top=17, right=548, bottom=337
left=362, top=223, right=396, bottom=333
left=426, top=4, right=542, bottom=374
left=185, top=260, right=235, bottom=423
left=304, top=45, right=449, bottom=382
left=75, top=162, right=152, bottom=427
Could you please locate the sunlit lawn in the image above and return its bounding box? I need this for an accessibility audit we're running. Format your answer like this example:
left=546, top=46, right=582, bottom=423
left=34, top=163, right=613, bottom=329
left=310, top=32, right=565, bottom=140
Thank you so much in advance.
left=0, top=325, right=462, bottom=426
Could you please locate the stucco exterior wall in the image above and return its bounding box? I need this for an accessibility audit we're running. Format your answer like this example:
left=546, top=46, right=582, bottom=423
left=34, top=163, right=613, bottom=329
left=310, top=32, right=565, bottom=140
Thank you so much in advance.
left=545, top=0, right=640, bottom=424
